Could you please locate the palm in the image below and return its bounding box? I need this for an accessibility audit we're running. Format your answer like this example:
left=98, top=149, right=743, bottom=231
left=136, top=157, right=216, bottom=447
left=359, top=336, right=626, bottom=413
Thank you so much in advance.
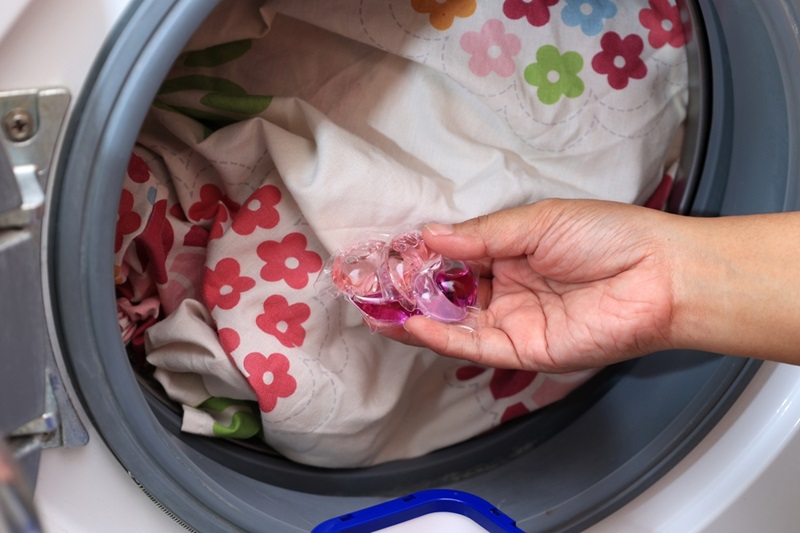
left=483, top=247, right=673, bottom=372
left=398, top=200, right=678, bottom=373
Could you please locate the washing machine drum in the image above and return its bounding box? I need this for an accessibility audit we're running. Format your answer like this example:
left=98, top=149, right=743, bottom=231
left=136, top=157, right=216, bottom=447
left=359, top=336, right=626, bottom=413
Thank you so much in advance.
left=2, top=0, right=798, bottom=531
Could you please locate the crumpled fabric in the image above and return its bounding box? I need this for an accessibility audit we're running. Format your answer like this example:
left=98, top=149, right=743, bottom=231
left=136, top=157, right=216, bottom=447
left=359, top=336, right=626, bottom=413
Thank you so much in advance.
left=114, top=0, right=688, bottom=467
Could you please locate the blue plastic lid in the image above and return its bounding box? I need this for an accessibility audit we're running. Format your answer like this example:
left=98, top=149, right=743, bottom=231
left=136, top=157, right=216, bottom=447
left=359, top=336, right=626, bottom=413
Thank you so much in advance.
left=312, top=489, right=524, bottom=532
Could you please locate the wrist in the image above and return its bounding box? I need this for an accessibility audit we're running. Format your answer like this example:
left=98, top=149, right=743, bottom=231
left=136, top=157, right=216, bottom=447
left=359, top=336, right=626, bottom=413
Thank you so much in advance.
left=667, top=212, right=800, bottom=362
left=665, top=215, right=730, bottom=353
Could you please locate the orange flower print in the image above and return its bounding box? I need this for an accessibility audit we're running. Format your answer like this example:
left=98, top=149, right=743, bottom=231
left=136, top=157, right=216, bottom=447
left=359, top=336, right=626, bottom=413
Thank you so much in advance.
left=411, top=0, right=477, bottom=31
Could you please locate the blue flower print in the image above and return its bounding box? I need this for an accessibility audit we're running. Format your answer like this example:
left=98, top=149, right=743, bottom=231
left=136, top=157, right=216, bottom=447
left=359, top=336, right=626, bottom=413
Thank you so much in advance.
left=561, top=0, right=617, bottom=36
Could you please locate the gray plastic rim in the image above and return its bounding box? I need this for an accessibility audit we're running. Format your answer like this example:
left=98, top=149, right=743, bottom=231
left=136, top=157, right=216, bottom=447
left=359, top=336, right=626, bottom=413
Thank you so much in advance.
left=48, top=1, right=800, bottom=532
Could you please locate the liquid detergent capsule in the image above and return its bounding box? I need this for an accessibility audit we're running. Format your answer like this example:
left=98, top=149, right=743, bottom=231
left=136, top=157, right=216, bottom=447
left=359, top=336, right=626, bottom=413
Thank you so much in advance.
left=329, top=240, right=386, bottom=298
left=383, top=230, right=432, bottom=310
left=327, top=230, right=478, bottom=331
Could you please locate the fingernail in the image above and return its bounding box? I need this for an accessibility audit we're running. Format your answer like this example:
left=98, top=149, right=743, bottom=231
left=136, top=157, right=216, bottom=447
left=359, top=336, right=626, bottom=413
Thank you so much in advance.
left=423, top=223, right=453, bottom=236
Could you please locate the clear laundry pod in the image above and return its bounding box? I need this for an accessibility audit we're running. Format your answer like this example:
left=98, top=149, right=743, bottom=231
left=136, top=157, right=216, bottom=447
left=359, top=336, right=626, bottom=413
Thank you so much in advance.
left=319, top=229, right=479, bottom=332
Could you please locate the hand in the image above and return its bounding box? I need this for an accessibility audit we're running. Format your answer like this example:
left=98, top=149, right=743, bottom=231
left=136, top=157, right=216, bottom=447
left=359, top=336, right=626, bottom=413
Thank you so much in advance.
left=391, top=199, right=679, bottom=373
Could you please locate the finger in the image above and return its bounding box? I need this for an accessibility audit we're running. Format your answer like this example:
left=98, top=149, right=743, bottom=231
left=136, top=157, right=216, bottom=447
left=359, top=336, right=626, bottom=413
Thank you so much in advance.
left=422, top=200, right=564, bottom=260
left=402, top=315, right=525, bottom=369
left=379, top=323, right=429, bottom=348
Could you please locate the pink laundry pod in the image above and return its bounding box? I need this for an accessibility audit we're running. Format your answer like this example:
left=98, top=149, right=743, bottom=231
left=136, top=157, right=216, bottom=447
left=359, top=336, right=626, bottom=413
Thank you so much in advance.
left=323, top=229, right=479, bottom=332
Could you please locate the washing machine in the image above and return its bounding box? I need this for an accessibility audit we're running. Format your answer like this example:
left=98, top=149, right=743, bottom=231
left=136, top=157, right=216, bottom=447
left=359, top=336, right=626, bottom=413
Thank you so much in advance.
left=2, top=0, right=800, bottom=531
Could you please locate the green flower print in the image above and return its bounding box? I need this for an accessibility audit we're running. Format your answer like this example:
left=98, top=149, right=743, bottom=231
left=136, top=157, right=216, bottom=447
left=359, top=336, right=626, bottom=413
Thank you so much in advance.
left=524, top=45, right=585, bottom=105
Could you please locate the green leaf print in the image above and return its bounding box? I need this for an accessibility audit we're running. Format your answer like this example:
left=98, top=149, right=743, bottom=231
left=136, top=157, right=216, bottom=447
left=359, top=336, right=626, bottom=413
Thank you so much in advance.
left=199, top=397, right=261, bottom=439
left=201, top=93, right=273, bottom=115
left=154, top=42, right=274, bottom=137
left=153, top=100, right=237, bottom=134
left=182, top=39, right=253, bottom=68
left=157, top=75, right=248, bottom=96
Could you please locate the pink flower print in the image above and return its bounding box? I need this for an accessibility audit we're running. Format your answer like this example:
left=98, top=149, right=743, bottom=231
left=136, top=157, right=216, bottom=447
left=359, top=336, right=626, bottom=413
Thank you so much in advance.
left=232, top=185, right=281, bottom=236
left=639, top=0, right=687, bottom=49
left=188, top=184, right=240, bottom=222
left=243, top=352, right=297, bottom=413
left=256, top=295, right=311, bottom=348
left=503, top=0, right=559, bottom=27
left=127, top=153, right=151, bottom=183
left=460, top=19, right=521, bottom=78
left=203, top=257, right=256, bottom=310
left=411, top=0, right=477, bottom=31
left=591, top=32, right=647, bottom=90
left=115, top=189, right=142, bottom=253
left=257, top=233, right=323, bottom=290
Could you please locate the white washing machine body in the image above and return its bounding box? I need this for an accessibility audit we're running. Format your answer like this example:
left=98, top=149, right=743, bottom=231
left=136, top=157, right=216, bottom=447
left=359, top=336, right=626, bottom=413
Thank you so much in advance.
left=2, top=1, right=800, bottom=532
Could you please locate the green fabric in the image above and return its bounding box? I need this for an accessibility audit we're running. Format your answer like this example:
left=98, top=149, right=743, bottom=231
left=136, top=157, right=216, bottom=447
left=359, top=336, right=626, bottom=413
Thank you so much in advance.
left=198, top=397, right=261, bottom=439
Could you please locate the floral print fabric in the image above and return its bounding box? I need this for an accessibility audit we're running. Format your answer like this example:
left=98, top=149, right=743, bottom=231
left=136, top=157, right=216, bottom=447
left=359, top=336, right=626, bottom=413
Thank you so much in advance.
left=115, top=0, right=687, bottom=467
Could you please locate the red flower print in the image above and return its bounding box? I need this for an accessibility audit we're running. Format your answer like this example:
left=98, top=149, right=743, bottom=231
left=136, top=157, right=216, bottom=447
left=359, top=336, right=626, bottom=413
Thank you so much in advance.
left=127, top=153, right=151, bottom=183
left=188, top=184, right=240, bottom=222
left=243, top=352, right=297, bottom=413
left=183, top=226, right=209, bottom=248
left=232, top=185, right=281, bottom=236
left=503, top=0, right=559, bottom=28
left=257, top=233, right=323, bottom=289
left=203, top=258, right=256, bottom=310
left=531, top=371, right=595, bottom=405
left=116, top=189, right=142, bottom=253
left=644, top=174, right=674, bottom=210
left=489, top=369, right=539, bottom=399
left=256, top=295, right=310, bottom=348
left=455, top=365, right=539, bottom=399
left=169, top=202, right=188, bottom=222
left=411, top=0, right=477, bottom=31
left=591, top=32, right=647, bottom=90
left=455, top=365, right=486, bottom=381
left=500, top=402, right=530, bottom=424
left=209, top=206, right=228, bottom=241
left=134, top=200, right=174, bottom=285
left=218, top=327, right=241, bottom=353
left=639, top=0, right=687, bottom=49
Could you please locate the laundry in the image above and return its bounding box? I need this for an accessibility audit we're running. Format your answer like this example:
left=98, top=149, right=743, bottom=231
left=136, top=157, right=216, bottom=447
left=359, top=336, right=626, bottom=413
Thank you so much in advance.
left=113, top=0, right=688, bottom=468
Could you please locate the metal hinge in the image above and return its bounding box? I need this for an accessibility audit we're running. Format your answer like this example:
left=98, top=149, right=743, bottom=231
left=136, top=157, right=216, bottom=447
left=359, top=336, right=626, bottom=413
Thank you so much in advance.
left=0, top=88, right=68, bottom=228
left=1, top=88, right=88, bottom=456
left=8, top=370, right=89, bottom=459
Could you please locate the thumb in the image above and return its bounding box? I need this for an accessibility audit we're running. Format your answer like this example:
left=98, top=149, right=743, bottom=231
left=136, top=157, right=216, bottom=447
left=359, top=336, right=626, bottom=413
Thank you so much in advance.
left=422, top=200, right=561, bottom=260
